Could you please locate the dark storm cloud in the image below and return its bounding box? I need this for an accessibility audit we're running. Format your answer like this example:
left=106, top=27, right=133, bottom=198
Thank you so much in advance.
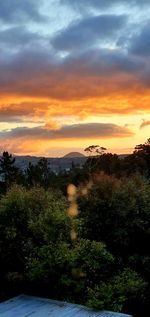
left=0, top=0, right=45, bottom=23
left=0, top=47, right=57, bottom=85
left=51, top=14, right=127, bottom=51
left=63, top=48, right=144, bottom=75
left=0, top=1, right=147, bottom=105
left=0, top=45, right=146, bottom=101
left=130, top=23, right=150, bottom=56
left=0, top=123, right=133, bottom=140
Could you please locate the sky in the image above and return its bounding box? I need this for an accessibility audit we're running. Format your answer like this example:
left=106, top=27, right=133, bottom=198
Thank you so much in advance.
left=0, top=0, right=150, bottom=157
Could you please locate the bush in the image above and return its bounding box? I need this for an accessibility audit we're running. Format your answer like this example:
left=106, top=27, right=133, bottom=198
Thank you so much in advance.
left=87, top=269, right=147, bottom=313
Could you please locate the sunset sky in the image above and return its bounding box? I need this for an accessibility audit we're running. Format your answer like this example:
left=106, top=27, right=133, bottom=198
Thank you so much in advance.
left=0, top=0, right=150, bottom=157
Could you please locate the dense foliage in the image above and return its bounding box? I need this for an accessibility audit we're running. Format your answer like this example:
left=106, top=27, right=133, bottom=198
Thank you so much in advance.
left=0, top=139, right=150, bottom=317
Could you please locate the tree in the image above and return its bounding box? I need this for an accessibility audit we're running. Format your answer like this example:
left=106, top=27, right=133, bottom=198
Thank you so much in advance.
left=26, top=238, right=114, bottom=303
left=0, top=185, right=69, bottom=300
left=133, top=138, right=150, bottom=177
left=84, top=145, right=107, bottom=156
left=78, top=174, right=150, bottom=256
left=84, top=145, right=107, bottom=175
left=0, top=151, right=18, bottom=189
left=87, top=269, right=147, bottom=314
left=135, top=138, right=150, bottom=155
left=0, top=186, right=29, bottom=298
left=25, top=158, right=56, bottom=189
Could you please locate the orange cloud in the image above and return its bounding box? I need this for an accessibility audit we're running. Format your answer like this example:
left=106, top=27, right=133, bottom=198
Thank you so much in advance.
left=0, top=92, right=149, bottom=125
left=140, top=120, right=150, bottom=129
left=0, top=48, right=149, bottom=157
left=0, top=123, right=133, bottom=156
left=0, top=48, right=150, bottom=123
left=45, top=120, right=61, bottom=130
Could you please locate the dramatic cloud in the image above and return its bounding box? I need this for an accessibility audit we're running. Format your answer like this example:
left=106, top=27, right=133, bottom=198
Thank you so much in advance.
left=0, top=123, right=133, bottom=140
left=0, top=47, right=146, bottom=97
left=52, top=14, right=127, bottom=51
left=0, top=0, right=45, bottom=23
left=0, top=102, right=50, bottom=123
left=0, top=26, right=45, bottom=50
left=0, top=0, right=149, bottom=156
left=130, top=23, right=150, bottom=56
left=1, top=46, right=150, bottom=122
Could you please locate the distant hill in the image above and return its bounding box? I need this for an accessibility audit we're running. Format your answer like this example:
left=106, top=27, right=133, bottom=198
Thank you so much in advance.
left=12, top=153, right=87, bottom=174
left=1, top=152, right=129, bottom=175
left=63, top=152, right=85, bottom=158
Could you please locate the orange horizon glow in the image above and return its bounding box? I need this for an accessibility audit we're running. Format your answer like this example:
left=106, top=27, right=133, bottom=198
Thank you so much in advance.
left=0, top=87, right=150, bottom=156
left=0, top=1, right=150, bottom=156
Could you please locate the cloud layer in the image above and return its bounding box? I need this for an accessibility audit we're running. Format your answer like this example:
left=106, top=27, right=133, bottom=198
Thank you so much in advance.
left=0, top=122, right=133, bottom=155
left=0, top=0, right=44, bottom=23
left=0, top=122, right=133, bottom=140
left=0, top=0, right=149, bottom=155
left=52, top=14, right=127, bottom=51
left=61, top=0, right=150, bottom=10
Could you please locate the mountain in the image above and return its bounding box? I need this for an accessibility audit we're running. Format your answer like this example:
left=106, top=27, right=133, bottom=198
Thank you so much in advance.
left=13, top=153, right=87, bottom=174
left=63, top=152, right=85, bottom=158
left=5, top=152, right=129, bottom=175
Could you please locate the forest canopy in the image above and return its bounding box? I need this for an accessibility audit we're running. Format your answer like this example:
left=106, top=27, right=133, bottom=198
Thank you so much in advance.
left=0, top=138, right=150, bottom=317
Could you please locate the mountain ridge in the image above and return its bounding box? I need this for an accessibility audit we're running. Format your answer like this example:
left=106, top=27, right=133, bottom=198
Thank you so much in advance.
left=63, top=152, right=85, bottom=158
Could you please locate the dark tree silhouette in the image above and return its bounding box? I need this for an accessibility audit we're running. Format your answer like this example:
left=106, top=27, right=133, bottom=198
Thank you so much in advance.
left=134, top=138, right=150, bottom=177
left=26, top=158, right=56, bottom=189
left=0, top=151, right=18, bottom=189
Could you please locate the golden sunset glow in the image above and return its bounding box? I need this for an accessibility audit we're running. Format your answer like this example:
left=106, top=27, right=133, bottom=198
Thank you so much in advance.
left=0, top=0, right=150, bottom=156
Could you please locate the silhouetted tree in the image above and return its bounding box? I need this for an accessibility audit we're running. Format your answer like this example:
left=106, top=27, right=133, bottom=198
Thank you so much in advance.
left=25, top=158, right=56, bottom=189
left=134, top=138, right=150, bottom=177
left=0, top=151, right=18, bottom=190
left=84, top=145, right=107, bottom=175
